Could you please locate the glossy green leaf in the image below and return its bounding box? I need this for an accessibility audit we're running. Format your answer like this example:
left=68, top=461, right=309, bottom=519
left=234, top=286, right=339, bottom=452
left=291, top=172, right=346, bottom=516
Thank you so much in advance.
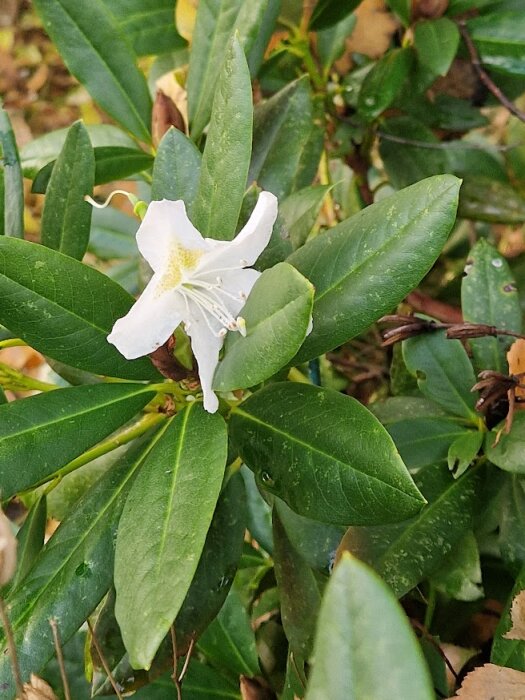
left=32, top=0, right=152, bottom=142
left=89, top=206, right=138, bottom=260
left=340, top=463, right=482, bottom=597
left=386, top=0, right=411, bottom=24
left=0, top=237, right=159, bottom=380
left=198, top=587, right=260, bottom=677
left=280, top=185, right=331, bottom=250
left=230, top=383, right=425, bottom=526
left=103, top=0, right=187, bottom=56
left=403, top=330, right=478, bottom=422
left=468, top=12, right=525, bottom=76
left=151, top=127, right=201, bottom=208
left=462, top=239, right=522, bottom=373
left=273, top=508, right=321, bottom=658
left=249, top=76, right=324, bottom=201
left=459, top=177, right=525, bottom=223
left=430, top=531, right=483, bottom=601
left=289, top=176, right=461, bottom=363
left=20, top=124, right=137, bottom=178
left=214, top=263, right=314, bottom=391
left=187, top=0, right=243, bottom=139
left=0, top=107, right=24, bottom=239
left=414, top=18, right=460, bottom=77
left=192, top=36, right=252, bottom=240
left=235, top=0, right=281, bottom=77
left=499, top=475, right=525, bottom=574
left=309, top=0, right=360, bottom=30
left=0, top=383, right=155, bottom=497
left=491, top=564, right=525, bottom=670
left=241, top=466, right=273, bottom=554
left=387, top=418, right=470, bottom=471
left=40, top=122, right=95, bottom=260
left=358, top=48, right=413, bottom=121
left=317, top=13, right=357, bottom=73
left=447, top=430, right=484, bottom=479
left=10, top=496, right=47, bottom=590
left=114, top=404, right=228, bottom=669
left=487, top=412, right=525, bottom=473
left=306, top=554, right=434, bottom=700
left=175, top=473, right=247, bottom=649
left=0, top=435, right=161, bottom=695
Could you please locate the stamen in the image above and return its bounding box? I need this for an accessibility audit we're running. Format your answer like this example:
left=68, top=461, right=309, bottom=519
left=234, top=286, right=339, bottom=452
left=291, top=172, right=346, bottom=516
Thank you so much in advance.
left=183, top=287, right=238, bottom=332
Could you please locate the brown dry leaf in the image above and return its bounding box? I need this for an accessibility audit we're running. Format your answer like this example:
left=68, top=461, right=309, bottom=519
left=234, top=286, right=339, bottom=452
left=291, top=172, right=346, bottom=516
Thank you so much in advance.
left=155, top=70, right=188, bottom=135
left=17, top=674, right=58, bottom=700
left=504, top=590, right=525, bottom=641
left=0, top=507, right=17, bottom=585
left=451, top=663, right=525, bottom=699
left=507, top=339, right=525, bottom=404
left=240, top=676, right=275, bottom=700
left=151, top=90, right=186, bottom=145
left=336, top=0, right=399, bottom=70
left=176, top=0, right=198, bottom=43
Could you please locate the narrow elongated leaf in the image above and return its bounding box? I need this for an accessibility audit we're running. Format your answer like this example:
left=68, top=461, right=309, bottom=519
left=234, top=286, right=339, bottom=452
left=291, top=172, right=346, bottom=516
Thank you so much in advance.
left=273, top=509, right=321, bottom=658
left=32, top=0, right=152, bottom=142
left=462, top=239, right=522, bottom=372
left=11, top=497, right=47, bottom=590
left=280, top=185, right=332, bottom=250
left=0, top=383, right=155, bottom=497
left=403, top=330, right=478, bottom=422
left=198, top=588, right=260, bottom=677
left=499, top=475, right=525, bottom=573
left=289, top=175, right=461, bottom=363
left=235, top=0, right=281, bottom=76
left=213, top=263, right=314, bottom=391
left=306, top=554, right=434, bottom=700
left=458, top=177, right=525, bottom=223
left=0, top=434, right=164, bottom=695
left=192, top=37, right=252, bottom=240
left=151, top=127, right=201, bottom=208
left=0, top=107, right=24, bottom=238
left=249, top=77, right=323, bottom=201
left=230, top=383, right=425, bottom=526
left=0, top=237, right=159, bottom=380
left=115, top=404, right=228, bottom=669
left=339, top=463, right=482, bottom=597
left=41, top=121, right=95, bottom=260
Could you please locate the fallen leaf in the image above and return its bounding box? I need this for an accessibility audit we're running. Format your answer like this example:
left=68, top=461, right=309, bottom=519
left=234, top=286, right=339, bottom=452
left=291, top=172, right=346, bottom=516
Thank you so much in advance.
left=507, top=339, right=525, bottom=404
left=504, top=590, right=525, bottom=641
left=451, top=663, right=525, bottom=699
left=17, top=674, right=58, bottom=700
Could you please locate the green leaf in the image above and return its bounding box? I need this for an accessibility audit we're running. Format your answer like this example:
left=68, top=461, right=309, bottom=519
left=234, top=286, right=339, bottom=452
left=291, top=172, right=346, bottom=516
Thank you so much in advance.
left=249, top=76, right=324, bottom=201
left=198, top=587, right=260, bottom=677
left=151, top=127, right=201, bottom=208
left=32, top=0, right=152, bottom=142
left=0, top=107, right=24, bottom=239
left=447, top=430, right=484, bottom=479
left=235, top=0, right=281, bottom=77
left=305, top=554, right=434, bottom=700
left=370, top=396, right=448, bottom=424
left=0, top=237, right=159, bottom=380
left=340, top=463, right=482, bottom=597
left=289, top=175, right=461, bottom=363
left=40, top=122, right=95, bottom=260
left=486, top=412, right=525, bottom=473
left=458, top=177, right=525, bottom=223
left=414, top=18, right=460, bottom=77
left=280, top=185, right=331, bottom=250
left=317, top=13, right=357, bottom=73
left=273, top=508, right=321, bottom=658
left=192, top=36, right=252, bottom=241
left=386, top=0, right=411, bottom=25
left=187, top=0, right=243, bottom=139
left=114, top=404, right=228, bottom=669
left=20, top=124, right=137, bottom=178
left=491, top=564, right=525, bottom=670
left=309, top=0, right=360, bottom=30
left=133, top=661, right=241, bottom=699
left=499, top=475, right=525, bottom=574
left=403, top=330, right=478, bottom=422
left=358, top=48, right=413, bottom=121
left=430, top=531, right=483, bottom=601
left=387, top=418, right=470, bottom=472
left=103, top=0, right=187, bottom=56
left=0, top=436, right=159, bottom=695
left=230, top=382, right=425, bottom=526
left=0, top=383, right=155, bottom=498
left=10, top=496, right=47, bottom=590
left=462, top=239, right=522, bottom=373
left=468, top=12, right=525, bottom=76
left=214, top=263, right=314, bottom=391
left=89, top=206, right=138, bottom=260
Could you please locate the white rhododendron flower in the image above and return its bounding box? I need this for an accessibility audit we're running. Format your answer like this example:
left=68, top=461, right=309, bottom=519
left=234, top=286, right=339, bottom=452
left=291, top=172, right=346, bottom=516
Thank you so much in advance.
left=108, top=192, right=279, bottom=412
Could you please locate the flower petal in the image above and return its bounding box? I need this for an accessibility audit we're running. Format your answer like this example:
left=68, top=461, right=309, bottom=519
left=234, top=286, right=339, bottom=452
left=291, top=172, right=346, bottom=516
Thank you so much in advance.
left=199, top=191, right=278, bottom=272
left=185, top=302, right=224, bottom=413
left=107, top=275, right=184, bottom=359
left=136, top=200, right=209, bottom=273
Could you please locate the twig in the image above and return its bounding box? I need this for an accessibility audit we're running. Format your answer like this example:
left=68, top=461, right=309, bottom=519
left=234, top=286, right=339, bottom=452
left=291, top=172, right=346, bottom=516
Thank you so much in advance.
left=49, top=618, right=71, bottom=700
left=411, top=619, right=459, bottom=682
left=0, top=597, right=24, bottom=699
left=457, top=20, right=525, bottom=123
left=377, top=131, right=521, bottom=152
left=87, top=619, right=124, bottom=700
left=177, top=637, right=195, bottom=684
left=170, top=625, right=182, bottom=700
